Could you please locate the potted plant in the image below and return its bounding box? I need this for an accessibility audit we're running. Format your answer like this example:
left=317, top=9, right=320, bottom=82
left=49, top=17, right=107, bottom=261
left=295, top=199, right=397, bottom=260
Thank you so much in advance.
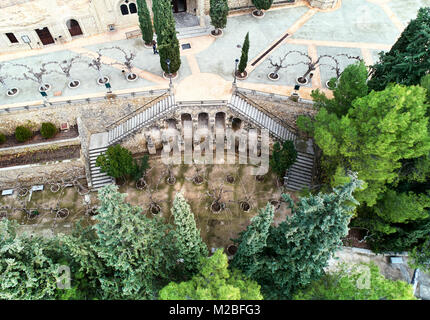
left=210, top=0, right=229, bottom=37
left=251, top=0, right=273, bottom=19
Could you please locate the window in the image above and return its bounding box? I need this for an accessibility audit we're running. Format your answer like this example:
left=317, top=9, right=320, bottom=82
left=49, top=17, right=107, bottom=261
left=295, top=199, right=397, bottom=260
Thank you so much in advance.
left=6, top=32, right=18, bottom=44
left=120, top=1, right=137, bottom=15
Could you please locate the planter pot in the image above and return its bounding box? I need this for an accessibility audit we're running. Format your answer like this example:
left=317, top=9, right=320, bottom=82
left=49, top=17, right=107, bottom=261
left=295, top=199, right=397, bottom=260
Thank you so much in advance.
left=162, top=71, right=178, bottom=80
left=50, top=183, right=61, bottom=193
left=68, top=80, right=80, bottom=89
left=193, top=175, right=204, bottom=185
left=326, top=80, right=337, bottom=89
left=97, top=76, right=109, bottom=85
left=210, top=29, right=223, bottom=38
left=211, top=201, right=224, bottom=214
left=270, top=199, right=281, bottom=210
left=240, top=201, right=251, bottom=212
left=56, top=208, right=69, bottom=219
left=166, top=176, right=176, bottom=185
left=0, top=211, right=7, bottom=219
left=267, top=72, right=280, bottom=81
left=136, top=179, right=147, bottom=190
left=28, top=209, right=39, bottom=220
left=143, top=42, right=153, bottom=49
left=116, top=176, right=126, bottom=186
left=39, top=83, right=51, bottom=92
left=225, top=175, right=235, bottom=184
left=227, top=244, right=238, bottom=255
left=88, top=207, right=99, bottom=216
left=234, top=70, right=248, bottom=80
left=150, top=203, right=161, bottom=215
left=251, top=10, right=265, bottom=19
left=18, top=188, right=28, bottom=197
left=296, top=77, right=308, bottom=85
left=126, top=73, right=138, bottom=82
left=255, top=175, right=265, bottom=182
left=6, top=87, right=19, bottom=97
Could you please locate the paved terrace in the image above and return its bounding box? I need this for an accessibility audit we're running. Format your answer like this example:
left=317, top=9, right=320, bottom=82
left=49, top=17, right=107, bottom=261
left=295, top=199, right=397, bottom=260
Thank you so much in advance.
left=0, top=0, right=428, bottom=109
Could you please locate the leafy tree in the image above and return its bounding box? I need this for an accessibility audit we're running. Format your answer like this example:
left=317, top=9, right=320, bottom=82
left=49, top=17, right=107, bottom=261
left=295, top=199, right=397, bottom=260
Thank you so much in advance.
left=209, top=0, right=229, bottom=35
left=152, top=0, right=181, bottom=74
left=231, top=176, right=363, bottom=299
left=40, top=122, right=58, bottom=139
left=409, top=237, right=430, bottom=273
left=252, top=0, right=273, bottom=16
left=15, top=126, right=32, bottom=142
left=311, top=61, right=369, bottom=117
left=131, top=155, right=150, bottom=182
left=171, top=192, right=208, bottom=277
left=313, top=84, right=430, bottom=206
left=368, top=7, right=430, bottom=91
left=159, top=249, right=263, bottom=300
left=421, top=74, right=430, bottom=103
left=294, top=262, right=416, bottom=300
left=269, top=140, right=297, bottom=178
left=92, top=184, right=178, bottom=299
left=96, top=144, right=135, bottom=180
left=137, top=0, right=154, bottom=45
left=238, top=32, right=249, bottom=74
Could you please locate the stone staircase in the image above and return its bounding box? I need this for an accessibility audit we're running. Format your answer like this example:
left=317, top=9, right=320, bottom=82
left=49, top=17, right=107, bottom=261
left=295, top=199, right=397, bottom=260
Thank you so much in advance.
left=177, top=25, right=211, bottom=39
left=88, top=132, right=114, bottom=190
left=284, top=152, right=314, bottom=191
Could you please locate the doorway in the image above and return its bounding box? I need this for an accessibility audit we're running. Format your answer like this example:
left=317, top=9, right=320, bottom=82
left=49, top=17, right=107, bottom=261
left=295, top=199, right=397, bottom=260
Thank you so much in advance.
left=171, top=0, right=186, bottom=13
left=67, top=19, right=83, bottom=37
left=35, top=27, right=55, bottom=45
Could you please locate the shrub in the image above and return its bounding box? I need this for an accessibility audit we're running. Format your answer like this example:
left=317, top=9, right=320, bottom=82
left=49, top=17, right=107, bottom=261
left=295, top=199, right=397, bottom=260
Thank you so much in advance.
left=0, top=133, right=6, bottom=145
left=15, top=126, right=32, bottom=142
left=40, top=122, right=58, bottom=139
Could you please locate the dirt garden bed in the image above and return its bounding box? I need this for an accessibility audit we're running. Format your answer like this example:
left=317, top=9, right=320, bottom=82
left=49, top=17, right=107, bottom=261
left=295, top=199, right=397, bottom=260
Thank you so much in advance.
left=342, top=228, right=371, bottom=249
left=0, top=145, right=81, bottom=168
left=0, top=125, right=79, bottom=149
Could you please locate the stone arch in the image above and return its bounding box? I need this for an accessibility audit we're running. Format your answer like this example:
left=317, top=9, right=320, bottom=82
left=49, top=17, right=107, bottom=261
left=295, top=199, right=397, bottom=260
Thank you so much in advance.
left=215, top=112, right=226, bottom=129
left=198, top=112, right=209, bottom=129
left=181, top=113, right=192, bottom=129
left=119, top=0, right=138, bottom=15
left=66, top=19, right=83, bottom=37
left=165, top=118, right=177, bottom=129
left=231, top=117, right=242, bottom=132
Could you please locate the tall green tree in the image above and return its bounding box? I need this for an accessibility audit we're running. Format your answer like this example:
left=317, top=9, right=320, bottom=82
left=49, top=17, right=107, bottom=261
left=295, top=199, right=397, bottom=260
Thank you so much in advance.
left=269, top=140, right=297, bottom=178
left=209, top=0, right=229, bottom=35
left=171, top=192, right=208, bottom=277
left=238, top=32, right=249, bottom=74
left=152, top=0, right=181, bottom=74
left=294, top=262, right=416, bottom=300
left=409, top=237, right=430, bottom=273
left=137, top=0, right=154, bottom=45
left=96, top=144, right=134, bottom=180
left=159, top=249, right=263, bottom=300
left=368, top=7, right=430, bottom=91
left=232, top=176, right=363, bottom=299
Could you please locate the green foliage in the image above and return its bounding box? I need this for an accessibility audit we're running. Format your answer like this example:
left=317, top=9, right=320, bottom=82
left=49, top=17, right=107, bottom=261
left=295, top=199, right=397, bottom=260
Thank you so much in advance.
left=311, top=61, right=369, bottom=117
left=269, top=140, right=297, bottom=178
left=96, top=144, right=135, bottom=179
left=14, top=126, right=32, bottom=142
left=159, top=249, right=263, bottom=300
left=313, top=84, right=430, bottom=206
left=238, top=32, right=249, bottom=74
left=171, top=192, right=208, bottom=277
left=294, top=262, right=416, bottom=300
left=231, top=177, right=363, bottom=299
left=137, top=0, right=154, bottom=45
left=296, top=115, right=314, bottom=137
left=421, top=74, right=430, bottom=103
left=40, top=122, right=58, bottom=139
left=368, top=7, right=430, bottom=91
left=0, top=133, right=6, bottom=144
left=409, top=237, right=430, bottom=273
left=152, top=0, right=181, bottom=74
left=210, top=0, right=229, bottom=32
left=252, top=0, right=273, bottom=11
left=131, top=155, right=150, bottom=182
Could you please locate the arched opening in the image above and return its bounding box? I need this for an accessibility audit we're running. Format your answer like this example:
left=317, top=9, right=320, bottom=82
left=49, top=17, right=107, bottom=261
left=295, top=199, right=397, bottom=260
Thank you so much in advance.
left=120, top=1, right=137, bottom=15
left=215, top=112, right=226, bottom=129
left=120, top=4, right=129, bottom=15
left=67, top=19, right=83, bottom=37
left=181, top=113, right=192, bottom=128
left=198, top=113, right=209, bottom=129
left=231, top=117, right=242, bottom=132
left=166, top=118, right=177, bottom=129
left=129, top=3, right=137, bottom=13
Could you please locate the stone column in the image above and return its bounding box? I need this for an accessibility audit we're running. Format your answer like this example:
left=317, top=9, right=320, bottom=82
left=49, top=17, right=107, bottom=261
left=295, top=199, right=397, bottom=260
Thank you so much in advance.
left=198, top=0, right=206, bottom=27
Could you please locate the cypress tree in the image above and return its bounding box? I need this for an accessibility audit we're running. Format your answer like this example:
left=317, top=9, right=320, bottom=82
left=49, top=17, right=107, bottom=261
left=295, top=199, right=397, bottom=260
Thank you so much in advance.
left=252, top=0, right=273, bottom=16
left=238, top=32, right=249, bottom=74
left=152, top=0, right=181, bottom=74
left=137, top=0, right=154, bottom=46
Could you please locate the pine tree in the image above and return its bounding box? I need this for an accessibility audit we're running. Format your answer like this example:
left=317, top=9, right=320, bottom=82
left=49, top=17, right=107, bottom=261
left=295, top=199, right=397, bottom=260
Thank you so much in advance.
left=152, top=0, right=181, bottom=74
left=171, top=192, right=208, bottom=277
left=238, top=32, right=249, bottom=74
left=137, top=0, right=154, bottom=45
left=209, top=0, right=229, bottom=35
left=232, top=175, right=363, bottom=299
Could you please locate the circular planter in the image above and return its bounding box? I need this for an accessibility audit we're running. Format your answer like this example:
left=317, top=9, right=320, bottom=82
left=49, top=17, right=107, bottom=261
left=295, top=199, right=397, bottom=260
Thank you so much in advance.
left=116, top=177, right=126, bottom=186
left=39, top=83, right=51, bottom=92
left=162, top=71, right=178, bottom=80
left=267, top=72, right=280, bottom=81
left=251, top=10, right=265, bottom=19
left=270, top=199, right=281, bottom=210
left=0, top=211, right=7, bottom=219
left=97, top=76, right=109, bottom=85
left=18, top=188, right=28, bottom=197
left=211, top=201, right=224, bottom=214
left=6, top=88, right=19, bottom=97
left=234, top=70, right=248, bottom=80
left=143, top=42, right=153, bottom=49
left=136, top=179, right=147, bottom=190
left=210, top=29, right=223, bottom=38
left=193, top=175, right=204, bottom=185
left=28, top=209, right=39, bottom=220
left=296, top=77, right=308, bottom=85
left=255, top=175, right=265, bottom=182
left=150, top=203, right=161, bottom=215
left=227, top=244, right=238, bottom=256
left=326, top=80, right=337, bottom=89
left=56, top=208, right=69, bottom=219
left=166, top=176, right=176, bottom=185
left=88, top=207, right=99, bottom=216
left=126, top=73, right=138, bottom=82
left=50, top=183, right=61, bottom=193
left=68, top=80, right=81, bottom=89
left=226, top=175, right=235, bottom=184
left=240, top=201, right=251, bottom=212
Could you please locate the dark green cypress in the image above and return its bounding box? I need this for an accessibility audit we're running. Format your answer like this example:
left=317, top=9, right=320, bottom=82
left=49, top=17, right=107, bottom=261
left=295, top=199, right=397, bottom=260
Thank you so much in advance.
left=238, top=32, right=249, bottom=74
left=137, top=0, right=154, bottom=46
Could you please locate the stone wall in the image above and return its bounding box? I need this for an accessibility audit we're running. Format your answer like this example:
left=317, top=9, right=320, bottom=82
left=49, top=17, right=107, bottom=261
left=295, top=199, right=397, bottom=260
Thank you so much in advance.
left=309, top=0, right=338, bottom=10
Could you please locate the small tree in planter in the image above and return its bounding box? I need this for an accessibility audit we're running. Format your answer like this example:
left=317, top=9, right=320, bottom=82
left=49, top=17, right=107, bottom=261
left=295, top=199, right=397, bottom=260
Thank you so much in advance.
left=137, top=0, right=154, bottom=47
left=237, top=32, right=250, bottom=79
left=209, top=0, right=229, bottom=37
left=269, top=140, right=297, bottom=179
left=52, top=56, right=85, bottom=88
left=100, top=47, right=138, bottom=81
left=40, top=122, right=58, bottom=139
left=267, top=51, right=300, bottom=81
left=252, top=0, right=273, bottom=18
left=15, top=126, right=32, bottom=142
left=89, top=51, right=109, bottom=85
left=289, top=51, right=337, bottom=85
left=0, top=63, right=19, bottom=96
left=13, top=62, right=56, bottom=92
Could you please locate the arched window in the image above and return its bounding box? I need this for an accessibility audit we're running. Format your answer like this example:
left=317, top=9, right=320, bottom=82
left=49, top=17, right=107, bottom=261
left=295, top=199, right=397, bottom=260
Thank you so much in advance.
left=120, top=1, right=137, bottom=16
